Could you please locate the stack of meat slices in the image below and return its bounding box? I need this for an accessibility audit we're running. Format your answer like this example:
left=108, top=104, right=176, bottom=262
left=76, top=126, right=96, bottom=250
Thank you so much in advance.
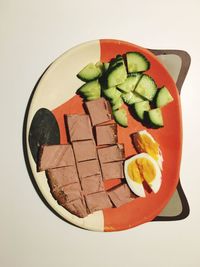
left=37, top=98, right=135, bottom=218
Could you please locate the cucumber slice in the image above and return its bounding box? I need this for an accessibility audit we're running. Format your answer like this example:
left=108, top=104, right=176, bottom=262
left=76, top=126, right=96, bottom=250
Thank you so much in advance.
left=134, top=100, right=150, bottom=120
left=109, top=55, right=124, bottom=69
left=113, top=108, right=128, bottom=127
left=148, top=108, right=164, bottom=127
left=135, top=74, right=157, bottom=101
left=77, top=80, right=101, bottom=100
left=103, top=62, right=110, bottom=71
left=77, top=63, right=101, bottom=82
left=107, top=62, right=127, bottom=88
left=117, top=74, right=142, bottom=93
left=111, top=97, right=123, bottom=111
left=156, top=86, right=174, bottom=108
left=95, top=61, right=104, bottom=75
left=122, top=92, right=144, bottom=105
left=126, top=52, right=150, bottom=73
left=103, top=87, right=121, bottom=100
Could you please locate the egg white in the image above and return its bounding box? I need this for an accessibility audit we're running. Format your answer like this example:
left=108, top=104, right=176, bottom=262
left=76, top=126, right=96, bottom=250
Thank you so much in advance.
left=134, top=130, right=163, bottom=170
left=124, top=153, right=162, bottom=197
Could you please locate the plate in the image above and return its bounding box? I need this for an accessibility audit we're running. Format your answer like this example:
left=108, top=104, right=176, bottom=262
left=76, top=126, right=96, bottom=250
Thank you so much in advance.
left=25, top=39, right=182, bottom=231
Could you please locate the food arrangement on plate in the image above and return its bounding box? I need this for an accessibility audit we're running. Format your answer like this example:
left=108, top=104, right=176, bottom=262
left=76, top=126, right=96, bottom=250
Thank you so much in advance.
left=36, top=50, right=174, bottom=218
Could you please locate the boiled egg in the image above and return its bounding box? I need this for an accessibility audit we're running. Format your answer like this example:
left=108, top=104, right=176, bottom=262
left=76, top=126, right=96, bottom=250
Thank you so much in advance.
left=124, top=153, right=162, bottom=197
left=133, top=130, right=163, bottom=170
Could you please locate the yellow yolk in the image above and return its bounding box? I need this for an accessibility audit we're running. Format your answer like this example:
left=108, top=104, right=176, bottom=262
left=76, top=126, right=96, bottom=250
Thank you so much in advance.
left=136, top=134, right=159, bottom=161
left=128, top=160, right=143, bottom=184
left=128, top=157, right=156, bottom=184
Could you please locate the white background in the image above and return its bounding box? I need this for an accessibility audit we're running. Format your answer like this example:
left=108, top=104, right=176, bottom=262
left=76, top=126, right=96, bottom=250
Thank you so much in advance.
left=1, top=0, right=200, bottom=266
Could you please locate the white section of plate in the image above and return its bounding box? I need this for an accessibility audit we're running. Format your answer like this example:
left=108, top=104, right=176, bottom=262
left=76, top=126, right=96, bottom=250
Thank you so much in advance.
left=26, top=40, right=105, bottom=231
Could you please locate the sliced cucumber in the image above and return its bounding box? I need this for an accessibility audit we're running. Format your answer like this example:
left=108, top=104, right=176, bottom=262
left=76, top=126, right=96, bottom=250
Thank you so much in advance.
left=134, top=100, right=150, bottom=120
left=135, top=74, right=157, bottom=101
left=103, top=62, right=110, bottom=71
left=126, top=52, right=150, bottom=73
left=77, top=63, right=101, bottom=82
left=156, top=86, right=174, bottom=108
left=109, top=55, right=124, bottom=69
left=111, top=97, right=123, bottom=111
left=148, top=108, right=164, bottom=127
left=76, top=80, right=101, bottom=100
left=107, top=62, right=127, bottom=88
left=117, top=74, right=142, bottom=93
left=95, top=61, right=104, bottom=75
left=122, top=91, right=144, bottom=105
left=113, top=108, right=128, bottom=127
left=103, top=87, right=121, bottom=100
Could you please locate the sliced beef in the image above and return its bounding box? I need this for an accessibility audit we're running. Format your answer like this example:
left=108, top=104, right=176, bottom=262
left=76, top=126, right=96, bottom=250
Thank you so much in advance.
left=84, top=98, right=112, bottom=126
left=97, top=144, right=125, bottom=163
left=95, top=123, right=117, bottom=146
left=65, top=114, right=93, bottom=142
left=51, top=182, right=82, bottom=205
left=108, top=183, right=135, bottom=207
left=101, top=161, right=124, bottom=180
left=38, top=144, right=75, bottom=171
left=46, top=165, right=79, bottom=191
left=85, top=191, right=113, bottom=213
left=81, top=175, right=104, bottom=195
left=52, top=183, right=88, bottom=218
left=63, top=198, right=88, bottom=218
left=77, top=159, right=101, bottom=179
left=72, top=140, right=97, bottom=162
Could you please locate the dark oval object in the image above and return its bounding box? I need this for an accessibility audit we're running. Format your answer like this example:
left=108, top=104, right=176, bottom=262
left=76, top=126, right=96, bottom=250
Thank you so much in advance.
left=29, top=108, right=60, bottom=163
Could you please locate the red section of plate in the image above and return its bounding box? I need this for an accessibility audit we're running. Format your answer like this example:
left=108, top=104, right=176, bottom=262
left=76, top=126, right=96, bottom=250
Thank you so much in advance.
left=100, top=39, right=182, bottom=231
left=52, top=39, right=182, bottom=231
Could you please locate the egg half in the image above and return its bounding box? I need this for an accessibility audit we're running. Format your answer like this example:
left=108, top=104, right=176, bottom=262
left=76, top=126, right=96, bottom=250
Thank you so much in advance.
left=124, top=153, right=162, bottom=197
left=133, top=130, right=163, bottom=170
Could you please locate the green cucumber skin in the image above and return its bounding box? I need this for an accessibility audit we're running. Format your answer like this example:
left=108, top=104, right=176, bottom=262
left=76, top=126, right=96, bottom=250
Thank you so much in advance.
left=76, top=80, right=101, bottom=100
left=103, top=62, right=110, bottom=71
left=122, top=92, right=144, bottom=105
left=134, top=101, right=150, bottom=121
left=77, top=63, right=101, bottom=82
left=135, top=74, right=157, bottom=101
left=126, top=52, right=150, bottom=73
left=113, top=109, right=128, bottom=127
left=147, top=108, right=164, bottom=128
left=103, top=87, right=122, bottom=100
left=117, top=74, right=142, bottom=93
left=107, top=62, right=127, bottom=88
left=77, top=73, right=101, bottom=82
left=111, top=97, right=123, bottom=111
left=155, top=86, right=174, bottom=108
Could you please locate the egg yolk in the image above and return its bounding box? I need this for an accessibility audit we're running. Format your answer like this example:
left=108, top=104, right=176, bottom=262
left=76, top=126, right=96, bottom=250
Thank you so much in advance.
left=136, top=134, right=159, bottom=161
left=128, top=158, right=156, bottom=184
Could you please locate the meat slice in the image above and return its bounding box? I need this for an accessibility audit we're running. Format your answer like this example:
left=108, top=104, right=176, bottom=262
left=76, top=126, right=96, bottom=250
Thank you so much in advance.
left=97, top=144, right=125, bottom=163
left=77, top=159, right=101, bottom=179
left=63, top=198, right=88, bottom=218
left=51, top=183, right=82, bottom=205
left=72, top=140, right=97, bottom=162
left=85, top=191, right=113, bottom=213
left=38, top=144, right=75, bottom=171
left=84, top=98, right=112, bottom=126
left=107, top=184, right=135, bottom=207
left=81, top=175, right=104, bottom=195
left=95, top=123, right=117, bottom=146
left=65, top=114, right=93, bottom=142
left=52, top=183, right=88, bottom=218
left=101, top=161, right=124, bottom=180
left=46, top=165, right=79, bottom=191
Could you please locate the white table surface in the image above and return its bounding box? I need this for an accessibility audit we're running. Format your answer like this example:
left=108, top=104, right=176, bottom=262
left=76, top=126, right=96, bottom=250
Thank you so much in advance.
left=1, top=1, right=200, bottom=266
